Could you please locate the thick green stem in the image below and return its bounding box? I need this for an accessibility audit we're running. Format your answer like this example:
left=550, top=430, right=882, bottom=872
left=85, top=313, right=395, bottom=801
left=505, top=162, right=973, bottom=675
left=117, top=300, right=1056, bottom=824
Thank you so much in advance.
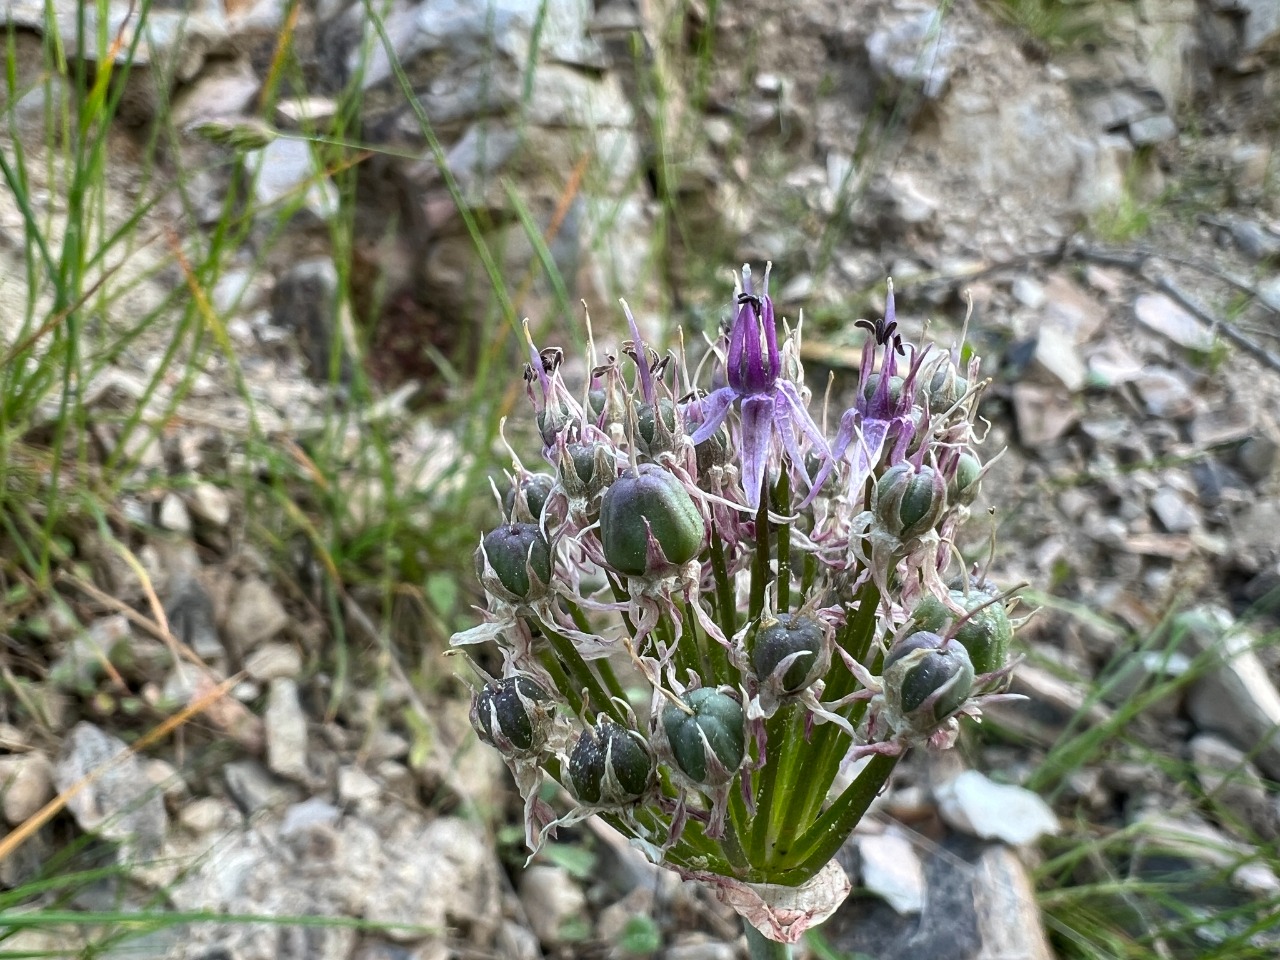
left=743, top=918, right=792, bottom=960
left=774, top=473, right=790, bottom=611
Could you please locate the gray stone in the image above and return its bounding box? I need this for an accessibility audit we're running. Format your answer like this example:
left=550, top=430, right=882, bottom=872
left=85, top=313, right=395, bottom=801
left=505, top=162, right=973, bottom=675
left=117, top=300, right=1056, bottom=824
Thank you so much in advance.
left=158, top=492, right=192, bottom=533
left=0, top=752, right=55, bottom=825
left=1259, top=275, right=1280, bottom=313
left=1028, top=326, right=1086, bottom=392
left=1150, top=487, right=1199, bottom=533
left=366, top=816, right=501, bottom=944
left=165, top=575, right=222, bottom=660
left=1127, top=113, right=1178, bottom=146
left=935, top=770, right=1059, bottom=846
left=855, top=826, right=926, bottom=914
left=983, top=663, right=1113, bottom=747
left=1192, top=406, right=1254, bottom=447
left=1011, top=276, right=1046, bottom=309
left=1237, top=435, right=1278, bottom=482
left=826, top=830, right=1053, bottom=960
left=1180, top=608, right=1280, bottom=780
left=244, top=642, right=302, bottom=681
left=1082, top=89, right=1154, bottom=130
left=866, top=10, right=958, bottom=100
left=663, top=942, right=737, bottom=960
left=1134, top=368, right=1197, bottom=419
left=224, top=577, right=289, bottom=652
left=971, top=844, right=1055, bottom=960
left=1074, top=133, right=1135, bottom=212
left=223, top=759, right=301, bottom=814
left=3, top=1, right=228, bottom=81
left=519, top=864, right=588, bottom=946
left=54, top=722, right=167, bottom=860
left=271, top=257, right=350, bottom=383
left=170, top=57, right=260, bottom=128
left=178, top=796, right=236, bottom=834
left=1011, top=383, right=1079, bottom=447
left=188, top=481, right=232, bottom=528
left=337, top=765, right=381, bottom=805
left=1227, top=498, right=1280, bottom=571
left=1227, top=143, right=1273, bottom=203
left=1134, top=293, right=1215, bottom=352
left=1239, top=0, right=1280, bottom=54
left=1086, top=339, right=1144, bottom=386
left=1132, top=810, right=1280, bottom=896
left=1224, top=219, right=1280, bottom=262
left=265, top=677, right=310, bottom=783
left=243, top=138, right=338, bottom=222
left=1189, top=733, right=1277, bottom=840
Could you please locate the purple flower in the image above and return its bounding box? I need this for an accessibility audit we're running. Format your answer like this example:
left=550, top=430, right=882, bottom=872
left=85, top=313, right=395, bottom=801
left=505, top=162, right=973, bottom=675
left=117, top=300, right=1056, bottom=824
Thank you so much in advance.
left=689, top=265, right=829, bottom=510
left=832, top=280, right=930, bottom=496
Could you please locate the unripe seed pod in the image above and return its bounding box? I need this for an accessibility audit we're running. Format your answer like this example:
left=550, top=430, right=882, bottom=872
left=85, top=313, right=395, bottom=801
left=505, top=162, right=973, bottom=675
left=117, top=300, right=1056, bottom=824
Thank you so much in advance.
left=874, top=462, right=947, bottom=540
left=479, top=523, right=552, bottom=600
left=503, top=473, right=556, bottom=522
left=883, top=631, right=974, bottom=725
left=537, top=398, right=574, bottom=447
left=560, top=441, right=614, bottom=500
left=662, top=688, right=746, bottom=785
left=752, top=614, right=827, bottom=694
left=911, top=589, right=1012, bottom=676
left=471, top=676, right=555, bottom=755
left=695, top=425, right=731, bottom=477
left=928, top=364, right=968, bottom=411
left=588, top=387, right=608, bottom=419
left=863, top=373, right=905, bottom=406
left=568, top=719, right=654, bottom=805
left=600, top=464, right=704, bottom=575
left=948, top=451, right=982, bottom=507
left=637, top=398, right=677, bottom=449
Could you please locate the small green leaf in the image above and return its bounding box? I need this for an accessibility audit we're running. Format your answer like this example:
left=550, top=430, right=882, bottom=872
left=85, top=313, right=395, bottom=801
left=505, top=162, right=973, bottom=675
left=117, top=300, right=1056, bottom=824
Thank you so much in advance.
left=424, top=571, right=458, bottom=615
left=540, top=842, right=596, bottom=880
left=616, top=914, right=662, bottom=955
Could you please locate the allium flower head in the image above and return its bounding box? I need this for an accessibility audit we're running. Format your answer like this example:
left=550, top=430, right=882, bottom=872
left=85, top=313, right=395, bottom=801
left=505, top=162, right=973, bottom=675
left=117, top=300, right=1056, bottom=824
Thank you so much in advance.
left=689, top=264, right=830, bottom=510
left=452, top=266, right=1029, bottom=946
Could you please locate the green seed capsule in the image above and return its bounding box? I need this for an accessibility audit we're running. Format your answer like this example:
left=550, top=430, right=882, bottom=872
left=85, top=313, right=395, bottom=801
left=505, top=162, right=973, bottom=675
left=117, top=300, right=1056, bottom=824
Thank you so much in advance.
left=863, top=373, right=906, bottom=406
left=662, top=688, right=746, bottom=785
left=752, top=614, right=827, bottom=693
left=471, top=676, right=555, bottom=755
left=503, top=473, right=556, bottom=522
left=479, top=523, right=552, bottom=600
left=928, top=364, right=968, bottom=411
left=948, top=452, right=982, bottom=507
left=637, top=398, right=678, bottom=450
left=883, top=631, right=974, bottom=725
left=911, top=589, right=1012, bottom=676
left=599, top=464, right=704, bottom=575
left=568, top=720, right=654, bottom=805
left=875, top=462, right=947, bottom=540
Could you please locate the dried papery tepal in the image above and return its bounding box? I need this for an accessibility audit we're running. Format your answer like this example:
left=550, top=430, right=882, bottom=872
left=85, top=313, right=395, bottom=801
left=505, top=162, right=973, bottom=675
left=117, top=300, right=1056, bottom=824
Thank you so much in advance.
left=450, top=266, right=1032, bottom=956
